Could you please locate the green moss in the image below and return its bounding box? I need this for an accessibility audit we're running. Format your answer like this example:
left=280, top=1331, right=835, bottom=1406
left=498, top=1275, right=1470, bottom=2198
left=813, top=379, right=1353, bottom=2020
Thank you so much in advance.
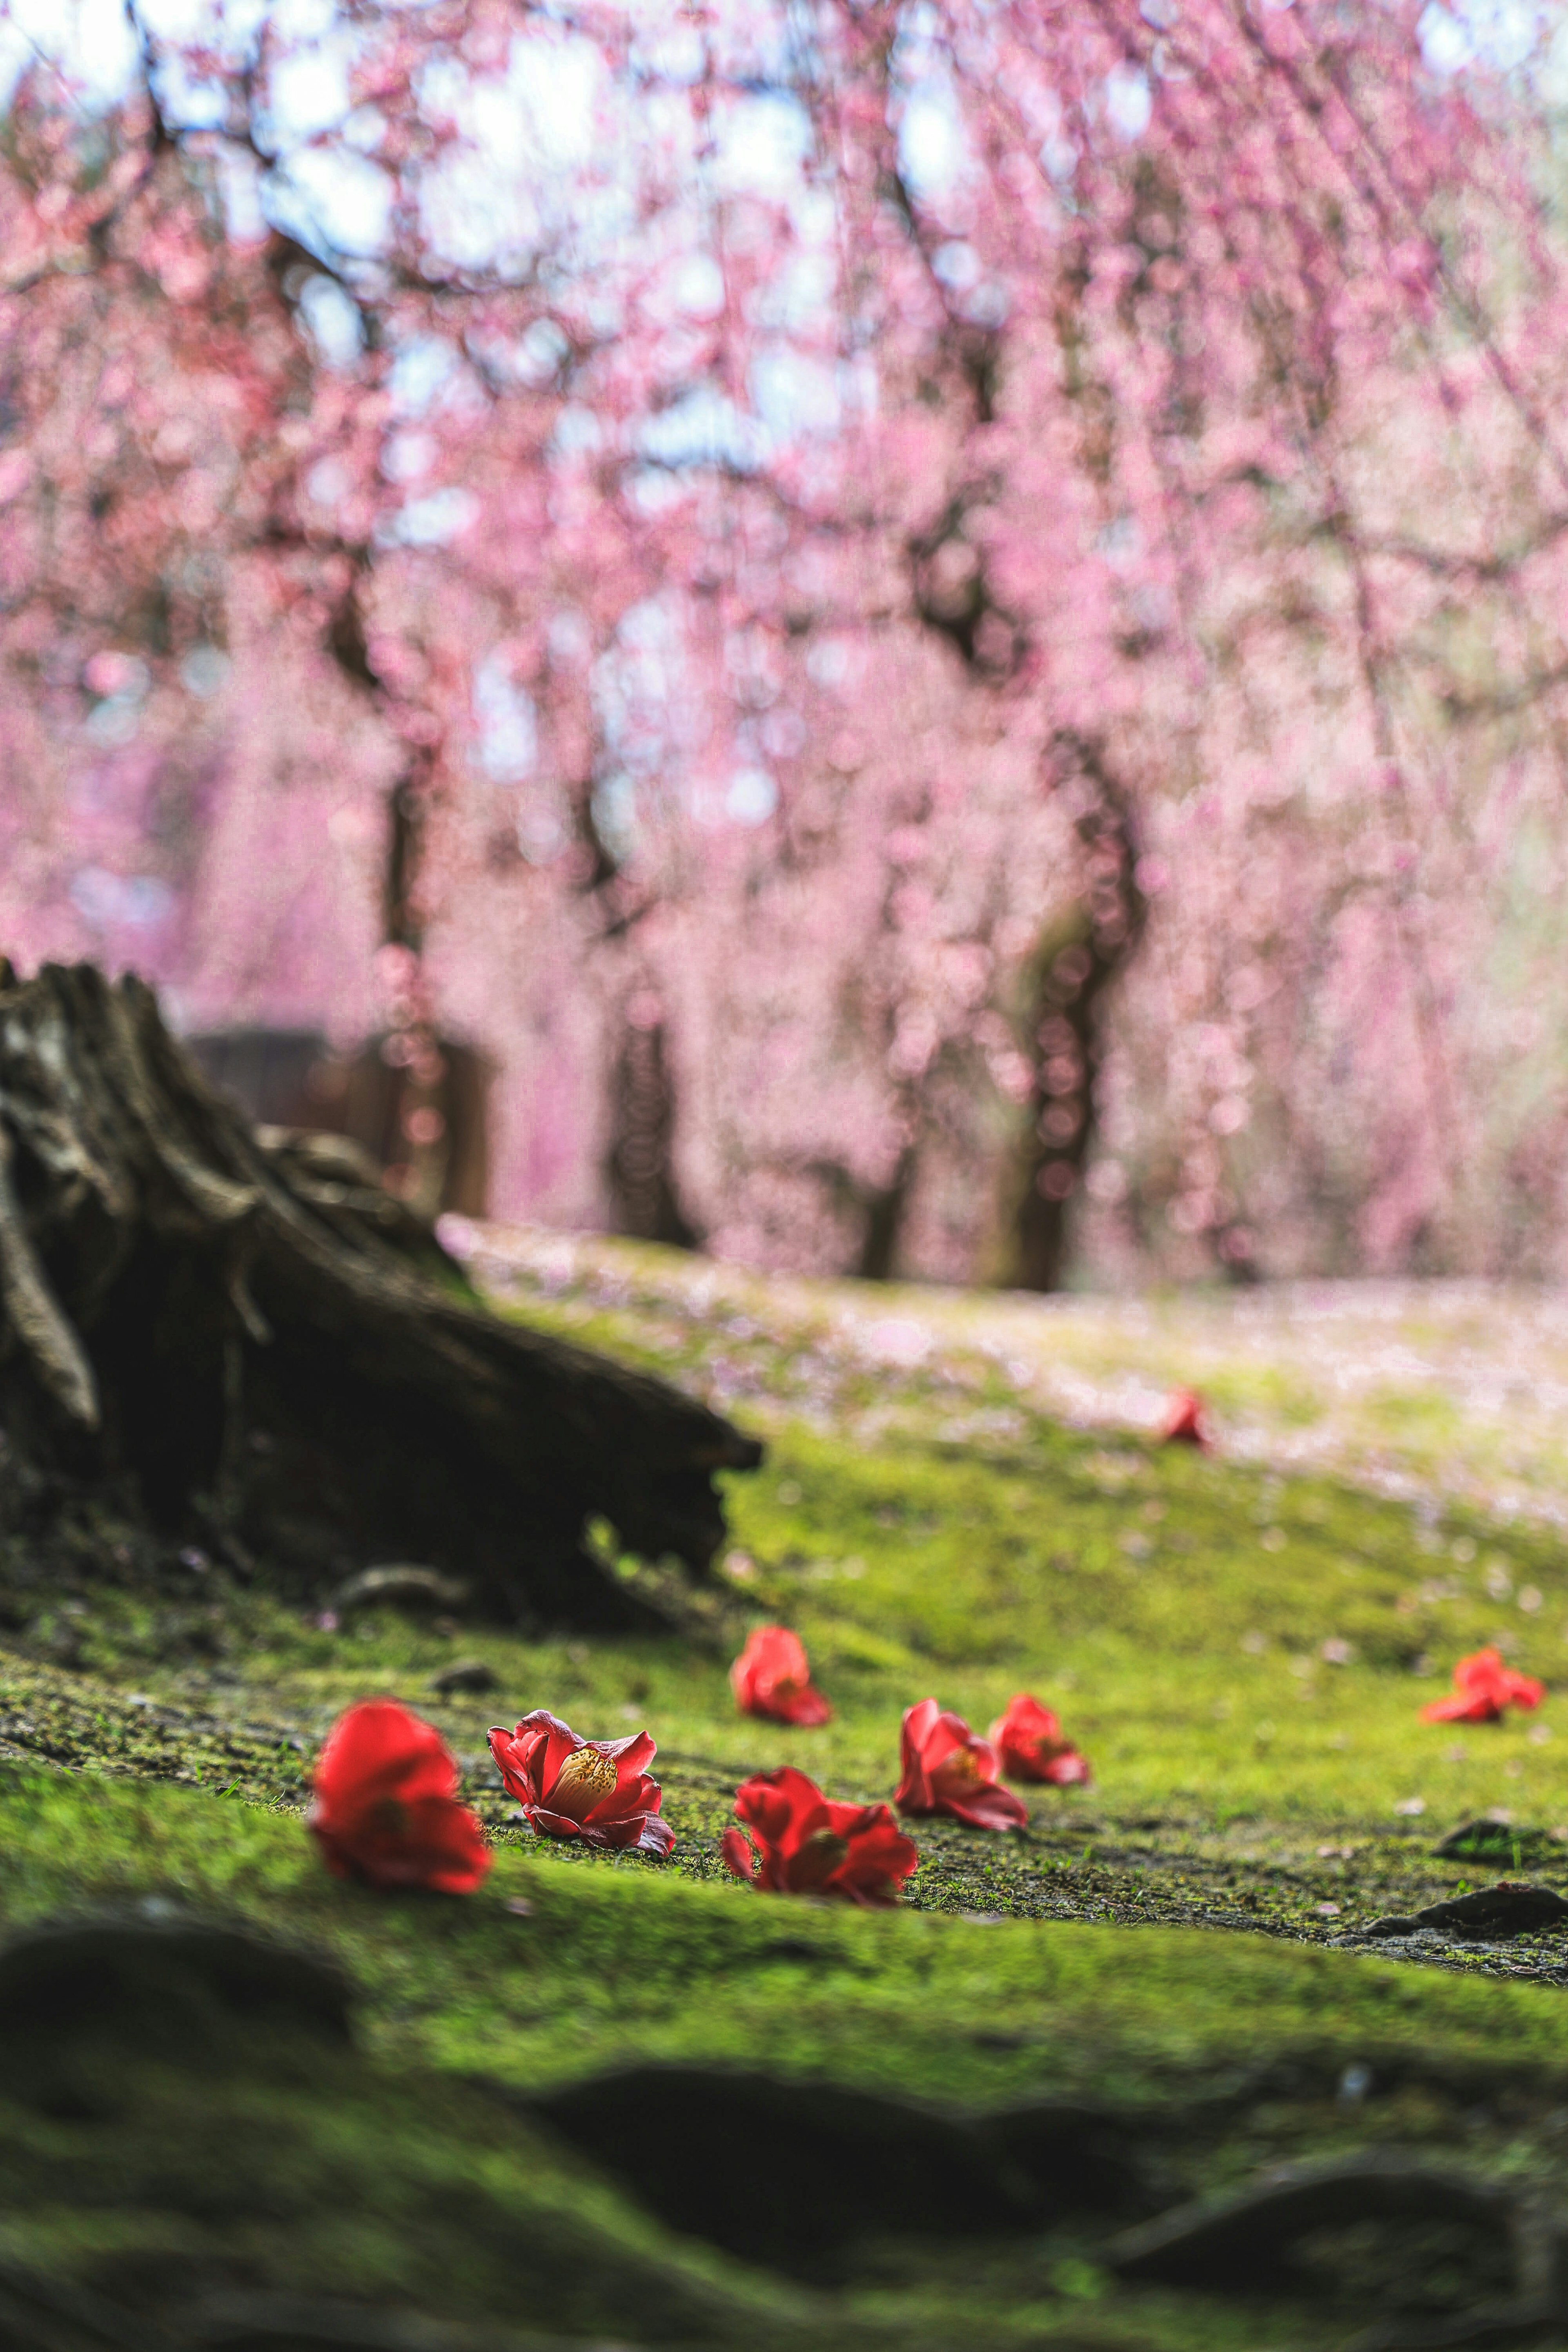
left=5, top=1245, right=1568, bottom=2343
left=0, top=1764, right=1564, bottom=2107
left=2, top=1768, right=1566, bottom=2345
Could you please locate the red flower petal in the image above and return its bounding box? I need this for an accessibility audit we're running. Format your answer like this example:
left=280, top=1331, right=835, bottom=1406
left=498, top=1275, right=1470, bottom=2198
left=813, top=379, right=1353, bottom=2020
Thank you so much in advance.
left=309, top=1700, right=490, bottom=1895
left=488, top=1712, right=673, bottom=1855
left=1421, top=1649, right=1546, bottom=1725
left=727, top=1767, right=917, bottom=1904
left=730, top=1626, right=835, bottom=1725
left=721, top=1826, right=757, bottom=1882
left=1161, top=1388, right=1211, bottom=1448
left=1419, top=1693, right=1496, bottom=1723
left=896, top=1700, right=1028, bottom=1829
left=989, top=1692, right=1093, bottom=1787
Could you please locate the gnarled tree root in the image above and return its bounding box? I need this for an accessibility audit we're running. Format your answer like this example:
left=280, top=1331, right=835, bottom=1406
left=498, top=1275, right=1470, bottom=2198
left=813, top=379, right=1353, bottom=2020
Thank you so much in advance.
left=0, top=962, right=759, bottom=1630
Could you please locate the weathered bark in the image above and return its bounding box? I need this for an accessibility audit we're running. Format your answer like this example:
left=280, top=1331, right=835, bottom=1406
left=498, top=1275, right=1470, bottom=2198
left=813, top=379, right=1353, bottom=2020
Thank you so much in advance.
left=605, top=1015, right=700, bottom=1249
left=0, top=962, right=759, bottom=1630
left=854, top=1144, right=917, bottom=1282
left=992, top=751, right=1147, bottom=1293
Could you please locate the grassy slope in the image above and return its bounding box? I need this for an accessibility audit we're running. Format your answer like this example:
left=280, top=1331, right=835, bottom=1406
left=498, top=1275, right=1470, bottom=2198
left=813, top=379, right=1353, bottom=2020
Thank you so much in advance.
left=4, top=1236, right=1568, bottom=2345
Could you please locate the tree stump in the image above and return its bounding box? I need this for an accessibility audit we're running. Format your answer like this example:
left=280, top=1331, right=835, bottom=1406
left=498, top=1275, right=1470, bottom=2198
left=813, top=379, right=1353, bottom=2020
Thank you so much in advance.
left=0, top=962, right=760, bottom=1630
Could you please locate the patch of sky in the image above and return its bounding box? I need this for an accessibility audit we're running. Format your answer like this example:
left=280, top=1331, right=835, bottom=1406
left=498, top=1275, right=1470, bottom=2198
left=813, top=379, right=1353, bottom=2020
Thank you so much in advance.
left=473, top=654, right=538, bottom=785
left=627, top=15, right=705, bottom=85
left=1, top=0, right=140, bottom=113
left=270, top=0, right=337, bottom=41
left=415, top=27, right=631, bottom=278
left=710, top=91, right=812, bottom=200
left=615, top=594, right=679, bottom=658
left=515, top=318, right=571, bottom=385
left=589, top=772, right=638, bottom=864
left=962, top=279, right=1009, bottom=329
left=292, top=272, right=364, bottom=368
left=726, top=767, right=778, bottom=825
left=466, top=317, right=569, bottom=392
left=381, top=431, right=436, bottom=484
left=0, top=26, right=31, bottom=117
left=748, top=247, right=835, bottom=334
left=341, top=103, right=385, bottom=152
left=1095, top=514, right=1142, bottom=568
left=750, top=347, right=840, bottom=444
left=270, top=146, right=392, bottom=256
left=625, top=466, right=690, bottom=517
left=637, top=385, right=767, bottom=471
left=378, top=487, right=478, bottom=548
left=180, top=645, right=230, bottom=697
left=414, top=52, right=468, bottom=125
left=1539, top=11, right=1568, bottom=98
left=932, top=240, right=980, bottom=292
left=389, top=336, right=457, bottom=418
left=150, top=54, right=230, bottom=130
left=671, top=251, right=726, bottom=321
left=1105, top=63, right=1152, bottom=141
left=417, top=149, right=525, bottom=276
left=1420, top=0, right=1548, bottom=74
left=263, top=35, right=355, bottom=148
left=306, top=455, right=350, bottom=507
left=551, top=406, right=606, bottom=461
left=70, top=869, right=174, bottom=927
left=806, top=637, right=850, bottom=688
left=898, top=82, right=968, bottom=207
left=136, top=0, right=231, bottom=40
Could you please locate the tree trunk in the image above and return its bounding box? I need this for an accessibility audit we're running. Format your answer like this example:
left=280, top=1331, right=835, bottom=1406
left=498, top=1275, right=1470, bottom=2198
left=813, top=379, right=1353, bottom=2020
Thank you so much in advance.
left=0, top=962, right=758, bottom=1630
left=992, top=756, right=1146, bottom=1292
left=606, top=1013, right=700, bottom=1249
left=855, top=1145, right=917, bottom=1282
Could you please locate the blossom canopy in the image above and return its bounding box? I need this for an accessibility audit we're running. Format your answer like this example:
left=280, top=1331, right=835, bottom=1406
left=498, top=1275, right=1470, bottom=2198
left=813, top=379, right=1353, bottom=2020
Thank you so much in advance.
left=721, top=1766, right=918, bottom=1906
left=895, top=1699, right=1028, bottom=1831
left=989, top=1693, right=1091, bottom=1786
left=489, top=1710, right=675, bottom=1855
left=308, top=1699, right=491, bottom=1894
left=730, top=1625, right=833, bottom=1726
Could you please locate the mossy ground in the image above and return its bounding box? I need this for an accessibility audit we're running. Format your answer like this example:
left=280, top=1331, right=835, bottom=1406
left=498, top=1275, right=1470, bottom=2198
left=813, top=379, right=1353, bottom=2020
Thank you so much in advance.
left=4, top=1235, right=1568, bottom=2346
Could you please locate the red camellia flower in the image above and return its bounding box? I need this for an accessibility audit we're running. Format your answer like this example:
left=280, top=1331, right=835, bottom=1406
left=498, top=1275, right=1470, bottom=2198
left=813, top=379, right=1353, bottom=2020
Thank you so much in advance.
left=988, top=1692, right=1092, bottom=1786
left=1419, top=1648, right=1546, bottom=1725
left=309, top=1699, right=491, bottom=1894
left=1161, top=1388, right=1212, bottom=1449
left=730, top=1625, right=833, bottom=1726
left=488, top=1711, right=675, bottom=1855
left=895, top=1699, right=1029, bottom=1831
left=721, top=1766, right=918, bottom=1906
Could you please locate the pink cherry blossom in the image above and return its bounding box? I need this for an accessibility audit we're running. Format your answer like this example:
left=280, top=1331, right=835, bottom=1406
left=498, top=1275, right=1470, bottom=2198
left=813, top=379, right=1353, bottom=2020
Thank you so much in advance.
left=2, top=9, right=1564, bottom=1286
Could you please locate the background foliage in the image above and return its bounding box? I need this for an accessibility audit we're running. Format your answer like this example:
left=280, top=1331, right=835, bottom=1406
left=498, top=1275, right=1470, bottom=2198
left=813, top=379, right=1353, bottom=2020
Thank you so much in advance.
left=6, top=0, right=1568, bottom=1285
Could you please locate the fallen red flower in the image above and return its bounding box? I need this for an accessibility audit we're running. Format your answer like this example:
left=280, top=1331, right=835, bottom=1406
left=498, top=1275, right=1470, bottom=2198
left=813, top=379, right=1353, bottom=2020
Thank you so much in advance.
left=730, top=1625, right=833, bottom=1726
left=721, top=1765, right=918, bottom=1906
left=1419, top=1648, right=1546, bottom=1725
left=1161, top=1387, right=1211, bottom=1449
left=309, top=1699, right=491, bottom=1894
left=488, top=1711, right=675, bottom=1855
left=988, top=1692, right=1092, bottom=1786
left=895, top=1699, right=1029, bottom=1830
